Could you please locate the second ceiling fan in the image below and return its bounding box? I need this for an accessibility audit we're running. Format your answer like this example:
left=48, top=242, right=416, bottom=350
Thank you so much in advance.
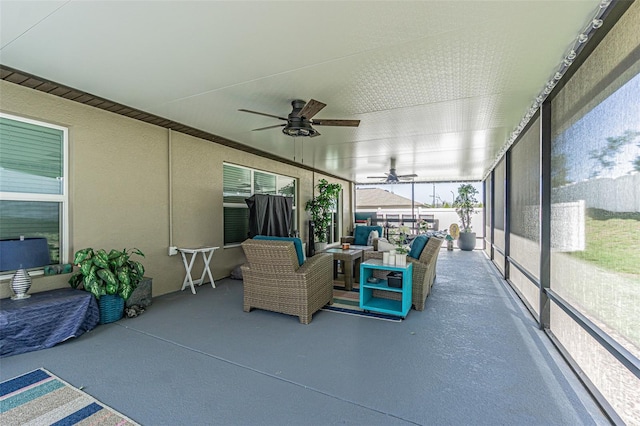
left=368, top=158, right=417, bottom=183
left=239, top=99, right=360, bottom=137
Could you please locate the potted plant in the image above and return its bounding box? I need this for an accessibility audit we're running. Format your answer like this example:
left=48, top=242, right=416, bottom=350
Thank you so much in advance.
left=388, top=225, right=410, bottom=265
left=68, top=248, right=145, bottom=323
left=305, top=179, right=342, bottom=251
left=453, top=184, right=479, bottom=251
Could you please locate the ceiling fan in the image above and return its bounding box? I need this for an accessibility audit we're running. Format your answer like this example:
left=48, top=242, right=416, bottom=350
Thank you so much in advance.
left=367, top=158, right=417, bottom=183
left=238, top=99, right=360, bottom=138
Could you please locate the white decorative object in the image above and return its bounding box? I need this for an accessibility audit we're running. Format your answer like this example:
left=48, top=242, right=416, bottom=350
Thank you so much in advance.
left=395, top=254, right=407, bottom=266
left=11, top=268, right=31, bottom=300
left=382, top=252, right=390, bottom=264
left=367, top=230, right=379, bottom=246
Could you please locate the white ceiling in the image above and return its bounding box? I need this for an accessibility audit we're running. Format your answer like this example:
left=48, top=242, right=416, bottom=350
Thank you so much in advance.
left=0, top=0, right=602, bottom=183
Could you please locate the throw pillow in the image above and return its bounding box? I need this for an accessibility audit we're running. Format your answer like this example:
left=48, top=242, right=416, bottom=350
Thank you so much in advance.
left=367, top=230, right=379, bottom=246
left=253, top=235, right=305, bottom=266
left=353, top=225, right=384, bottom=245
left=408, top=235, right=429, bottom=259
left=377, top=239, right=395, bottom=252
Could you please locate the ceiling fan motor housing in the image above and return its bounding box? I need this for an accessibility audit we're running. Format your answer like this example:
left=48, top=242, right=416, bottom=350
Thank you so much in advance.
left=283, top=100, right=318, bottom=136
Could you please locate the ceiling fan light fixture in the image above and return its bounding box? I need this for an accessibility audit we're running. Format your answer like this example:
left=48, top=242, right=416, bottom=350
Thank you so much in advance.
left=282, top=121, right=319, bottom=137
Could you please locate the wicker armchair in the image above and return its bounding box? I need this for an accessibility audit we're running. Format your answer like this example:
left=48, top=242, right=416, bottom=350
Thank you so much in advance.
left=363, top=236, right=444, bottom=311
left=241, top=239, right=333, bottom=324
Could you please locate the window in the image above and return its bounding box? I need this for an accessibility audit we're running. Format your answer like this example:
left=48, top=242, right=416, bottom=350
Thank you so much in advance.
left=223, top=163, right=296, bottom=246
left=0, top=113, right=68, bottom=273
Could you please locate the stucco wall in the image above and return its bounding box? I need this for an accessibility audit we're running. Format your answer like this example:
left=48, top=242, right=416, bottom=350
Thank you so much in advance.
left=0, top=81, right=350, bottom=298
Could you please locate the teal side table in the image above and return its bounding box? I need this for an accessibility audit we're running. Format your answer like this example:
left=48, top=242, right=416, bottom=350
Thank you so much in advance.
left=360, top=259, right=413, bottom=317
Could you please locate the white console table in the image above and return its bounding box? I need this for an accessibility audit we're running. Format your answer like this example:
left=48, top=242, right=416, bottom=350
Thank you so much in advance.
left=177, top=246, right=219, bottom=294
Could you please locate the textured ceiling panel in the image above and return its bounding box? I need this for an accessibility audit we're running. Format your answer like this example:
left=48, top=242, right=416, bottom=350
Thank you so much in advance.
left=0, top=0, right=605, bottom=182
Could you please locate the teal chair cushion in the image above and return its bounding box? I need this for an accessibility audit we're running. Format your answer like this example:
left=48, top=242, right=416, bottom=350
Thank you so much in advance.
left=409, top=235, right=429, bottom=259
left=353, top=225, right=384, bottom=246
left=253, top=235, right=304, bottom=266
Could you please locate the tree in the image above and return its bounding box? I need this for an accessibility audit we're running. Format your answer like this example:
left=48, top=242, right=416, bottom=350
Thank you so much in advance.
left=454, top=184, right=479, bottom=233
left=305, top=179, right=342, bottom=243
left=589, top=130, right=640, bottom=178
left=551, top=153, right=571, bottom=188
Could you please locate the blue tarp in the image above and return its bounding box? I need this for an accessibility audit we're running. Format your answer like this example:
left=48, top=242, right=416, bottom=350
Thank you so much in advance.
left=0, top=288, right=99, bottom=357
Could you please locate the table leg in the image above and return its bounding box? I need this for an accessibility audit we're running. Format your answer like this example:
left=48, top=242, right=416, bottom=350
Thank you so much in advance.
left=180, top=251, right=197, bottom=294
left=201, top=250, right=216, bottom=289
left=354, top=257, right=362, bottom=284
left=344, top=260, right=353, bottom=291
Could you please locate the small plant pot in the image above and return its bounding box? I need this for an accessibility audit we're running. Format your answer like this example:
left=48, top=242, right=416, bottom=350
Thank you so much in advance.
left=98, top=294, right=124, bottom=324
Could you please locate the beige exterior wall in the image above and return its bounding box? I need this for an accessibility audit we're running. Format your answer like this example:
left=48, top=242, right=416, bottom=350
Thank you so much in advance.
left=0, top=81, right=351, bottom=298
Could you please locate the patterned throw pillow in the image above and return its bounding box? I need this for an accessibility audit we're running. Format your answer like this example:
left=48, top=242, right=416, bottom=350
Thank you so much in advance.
left=367, top=230, right=379, bottom=246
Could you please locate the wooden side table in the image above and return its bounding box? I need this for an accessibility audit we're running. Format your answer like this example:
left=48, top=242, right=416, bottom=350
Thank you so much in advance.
left=324, top=248, right=363, bottom=291
left=177, top=247, right=219, bottom=294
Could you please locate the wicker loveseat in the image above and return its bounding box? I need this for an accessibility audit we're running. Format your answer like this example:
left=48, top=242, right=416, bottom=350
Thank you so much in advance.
left=363, top=236, right=444, bottom=311
left=241, top=239, right=333, bottom=324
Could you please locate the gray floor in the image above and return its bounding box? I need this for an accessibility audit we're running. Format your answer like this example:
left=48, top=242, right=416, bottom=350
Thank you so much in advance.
left=1, top=250, right=609, bottom=425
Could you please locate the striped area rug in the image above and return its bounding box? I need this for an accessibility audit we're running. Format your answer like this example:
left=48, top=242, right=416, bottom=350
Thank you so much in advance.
left=0, top=368, right=138, bottom=425
left=323, top=287, right=402, bottom=322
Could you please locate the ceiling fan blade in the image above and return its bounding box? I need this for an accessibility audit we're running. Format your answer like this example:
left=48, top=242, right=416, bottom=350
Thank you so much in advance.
left=397, top=174, right=418, bottom=178
left=312, top=119, right=360, bottom=127
left=366, top=175, right=388, bottom=179
left=252, top=124, right=286, bottom=131
left=310, top=129, right=321, bottom=137
left=295, top=99, right=326, bottom=119
left=238, top=109, right=287, bottom=121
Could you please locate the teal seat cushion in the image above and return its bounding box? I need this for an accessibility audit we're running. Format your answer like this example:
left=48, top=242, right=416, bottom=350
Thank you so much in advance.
left=353, top=225, right=384, bottom=246
left=253, top=235, right=304, bottom=266
left=409, top=235, right=429, bottom=259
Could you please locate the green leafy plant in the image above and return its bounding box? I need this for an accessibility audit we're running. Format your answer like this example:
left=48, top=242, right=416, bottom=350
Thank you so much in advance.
left=389, top=225, right=410, bottom=253
left=68, top=248, right=145, bottom=300
left=305, top=179, right=342, bottom=243
left=454, top=184, right=479, bottom=233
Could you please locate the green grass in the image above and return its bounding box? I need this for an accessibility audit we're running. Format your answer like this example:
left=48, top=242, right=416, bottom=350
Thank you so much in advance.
left=568, top=209, right=640, bottom=276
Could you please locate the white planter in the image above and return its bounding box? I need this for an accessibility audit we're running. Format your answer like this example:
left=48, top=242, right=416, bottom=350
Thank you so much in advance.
left=457, top=232, right=476, bottom=251
left=395, top=254, right=407, bottom=266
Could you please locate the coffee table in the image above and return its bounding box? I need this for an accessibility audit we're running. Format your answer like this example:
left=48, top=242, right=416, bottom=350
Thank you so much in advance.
left=324, top=248, right=363, bottom=291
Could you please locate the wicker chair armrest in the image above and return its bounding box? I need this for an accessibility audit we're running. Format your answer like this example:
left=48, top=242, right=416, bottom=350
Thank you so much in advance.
left=340, top=236, right=355, bottom=244
left=407, top=256, right=429, bottom=272
left=296, top=252, right=332, bottom=276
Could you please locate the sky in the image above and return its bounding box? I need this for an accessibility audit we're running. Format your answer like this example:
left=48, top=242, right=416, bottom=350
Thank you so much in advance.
left=356, top=181, right=483, bottom=206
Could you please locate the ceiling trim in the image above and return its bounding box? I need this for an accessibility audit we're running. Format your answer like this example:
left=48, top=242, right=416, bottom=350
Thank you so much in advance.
left=0, top=65, right=350, bottom=184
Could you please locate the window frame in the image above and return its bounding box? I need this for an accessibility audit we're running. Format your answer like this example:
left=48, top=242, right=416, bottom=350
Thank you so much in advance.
left=0, top=112, right=69, bottom=278
left=223, top=163, right=297, bottom=247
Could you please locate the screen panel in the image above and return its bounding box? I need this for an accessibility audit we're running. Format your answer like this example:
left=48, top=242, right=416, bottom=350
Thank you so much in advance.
left=549, top=3, right=640, bottom=423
